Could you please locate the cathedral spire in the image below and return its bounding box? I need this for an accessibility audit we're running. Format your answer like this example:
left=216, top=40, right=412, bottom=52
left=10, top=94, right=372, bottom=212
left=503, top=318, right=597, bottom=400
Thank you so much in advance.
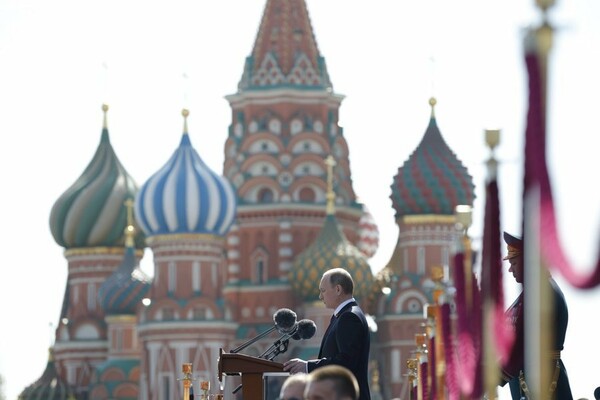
left=238, top=0, right=332, bottom=90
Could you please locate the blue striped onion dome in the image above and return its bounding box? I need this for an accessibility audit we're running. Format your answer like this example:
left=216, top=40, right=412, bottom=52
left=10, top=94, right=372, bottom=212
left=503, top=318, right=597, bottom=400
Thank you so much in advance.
left=289, top=214, right=374, bottom=302
left=98, top=245, right=150, bottom=315
left=134, top=111, right=236, bottom=236
left=390, top=98, right=475, bottom=217
left=49, top=106, right=144, bottom=249
left=19, top=348, right=75, bottom=400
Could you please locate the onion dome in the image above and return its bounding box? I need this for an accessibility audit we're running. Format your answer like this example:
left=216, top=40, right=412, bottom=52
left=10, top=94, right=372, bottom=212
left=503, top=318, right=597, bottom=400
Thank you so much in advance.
left=390, top=98, right=475, bottom=217
left=49, top=104, right=144, bottom=249
left=289, top=156, right=374, bottom=302
left=134, top=109, right=236, bottom=237
left=19, top=348, right=75, bottom=400
left=357, top=205, right=379, bottom=259
left=98, top=200, right=150, bottom=315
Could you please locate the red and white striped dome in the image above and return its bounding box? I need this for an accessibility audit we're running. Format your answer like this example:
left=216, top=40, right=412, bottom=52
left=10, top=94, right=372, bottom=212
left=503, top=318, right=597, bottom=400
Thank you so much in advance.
left=357, top=206, right=379, bottom=259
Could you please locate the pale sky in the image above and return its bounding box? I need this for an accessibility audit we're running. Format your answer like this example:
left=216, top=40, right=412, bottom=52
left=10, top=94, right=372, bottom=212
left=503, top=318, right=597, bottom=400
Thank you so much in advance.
left=1, top=1, right=599, bottom=399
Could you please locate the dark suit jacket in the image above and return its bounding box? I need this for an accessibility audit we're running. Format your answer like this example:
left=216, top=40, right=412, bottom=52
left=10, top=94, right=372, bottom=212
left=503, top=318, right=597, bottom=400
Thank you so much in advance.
left=307, top=301, right=371, bottom=400
left=500, top=278, right=573, bottom=400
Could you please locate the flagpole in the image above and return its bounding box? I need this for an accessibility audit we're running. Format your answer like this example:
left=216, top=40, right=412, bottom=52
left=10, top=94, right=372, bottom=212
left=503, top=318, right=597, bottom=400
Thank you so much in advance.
left=523, top=1, right=555, bottom=398
left=482, top=129, right=501, bottom=400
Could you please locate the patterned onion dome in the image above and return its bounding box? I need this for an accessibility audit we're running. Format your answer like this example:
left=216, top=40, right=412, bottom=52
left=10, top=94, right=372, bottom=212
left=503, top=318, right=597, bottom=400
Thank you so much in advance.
left=289, top=214, right=374, bottom=302
left=19, top=348, right=75, bottom=400
left=390, top=98, right=475, bottom=217
left=49, top=105, right=144, bottom=249
left=134, top=110, right=236, bottom=236
left=97, top=225, right=150, bottom=315
left=357, top=205, right=379, bottom=259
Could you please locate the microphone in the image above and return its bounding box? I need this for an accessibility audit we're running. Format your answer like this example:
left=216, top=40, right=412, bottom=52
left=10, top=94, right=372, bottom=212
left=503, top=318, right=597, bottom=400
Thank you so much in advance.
left=230, top=308, right=297, bottom=353
left=291, top=319, right=317, bottom=340
left=260, top=319, right=317, bottom=360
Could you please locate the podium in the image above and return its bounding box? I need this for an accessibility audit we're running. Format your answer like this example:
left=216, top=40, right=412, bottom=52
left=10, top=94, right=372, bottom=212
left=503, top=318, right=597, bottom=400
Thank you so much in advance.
left=218, top=348, right=287, bottom=400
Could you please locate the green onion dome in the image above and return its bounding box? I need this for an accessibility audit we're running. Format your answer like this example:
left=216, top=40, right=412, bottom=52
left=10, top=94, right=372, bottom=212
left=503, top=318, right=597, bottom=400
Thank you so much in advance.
left=49, top=105, right=144, bottom=249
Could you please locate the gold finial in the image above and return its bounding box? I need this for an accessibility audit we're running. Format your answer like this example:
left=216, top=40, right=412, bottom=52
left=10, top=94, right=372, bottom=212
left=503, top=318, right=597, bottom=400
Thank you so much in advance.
left=429, top=97, right=437, bottom=118
left=102, top=104, right=109, bottom=129
left=431, top=266, right=444, bottom=283
left=485, top=129, right=500, bottom=151
left=431, top=266, right=445, bottom=304
left=325, top=155, right=337, bottom=215
left=535, top=0, right=555, bottom=13
left=182, top=72, right=190, bottom=109
left=485, top=129, right=500, bottom=181
left=455, top=205, right=473, bottom=234
left=182, top=108, right=189, bottom=133
left=124, top=199, right=135, bottom=248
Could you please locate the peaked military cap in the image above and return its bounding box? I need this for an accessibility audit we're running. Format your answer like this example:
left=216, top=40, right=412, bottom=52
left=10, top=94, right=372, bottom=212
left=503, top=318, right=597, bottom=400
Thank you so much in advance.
left=503, top=231, right=523, bottom=260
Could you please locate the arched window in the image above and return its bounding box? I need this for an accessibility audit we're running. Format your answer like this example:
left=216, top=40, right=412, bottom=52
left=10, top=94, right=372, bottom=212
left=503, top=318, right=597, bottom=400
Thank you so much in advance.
left=251, top=247, right=269, bottom=284
left=258, top=188, right=274, bottom=203
left=299, top=187, right=315, bottom=202
left=256, top=259, right=265, bottom=284
left=290, top=119, right=303, bottom=135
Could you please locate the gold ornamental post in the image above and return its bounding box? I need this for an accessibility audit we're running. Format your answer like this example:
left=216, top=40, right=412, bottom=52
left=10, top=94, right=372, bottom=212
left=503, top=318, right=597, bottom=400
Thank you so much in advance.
left=180, top=363, right=194, bottom=400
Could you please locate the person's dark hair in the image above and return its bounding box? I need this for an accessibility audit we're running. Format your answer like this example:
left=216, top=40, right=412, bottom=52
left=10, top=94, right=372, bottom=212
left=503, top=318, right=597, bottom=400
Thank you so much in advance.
left=309, top=365, right=359, bottom=400
left=594, top=385, right=600, bottom=400
left=327, top=268, right=354, bottom=295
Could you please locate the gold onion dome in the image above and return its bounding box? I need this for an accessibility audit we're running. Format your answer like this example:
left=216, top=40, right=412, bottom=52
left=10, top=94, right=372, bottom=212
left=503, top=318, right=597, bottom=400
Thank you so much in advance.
left=289, top=214, right=375, bottom=303
left=290, top=155, right=375, bottom=303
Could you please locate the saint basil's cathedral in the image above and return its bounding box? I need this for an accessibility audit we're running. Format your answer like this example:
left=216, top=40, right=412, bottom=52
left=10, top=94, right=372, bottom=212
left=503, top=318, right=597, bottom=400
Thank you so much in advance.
left=19, top=0, right=475, bottom=399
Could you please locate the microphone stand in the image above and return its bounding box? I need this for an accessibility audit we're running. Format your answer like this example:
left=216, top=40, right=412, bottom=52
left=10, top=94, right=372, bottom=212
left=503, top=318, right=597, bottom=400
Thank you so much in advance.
left=263, top=339, right=290, bottom=361
left=259, top=328, right=296, bottom=360
left=229, top=326, right=277, bottom=353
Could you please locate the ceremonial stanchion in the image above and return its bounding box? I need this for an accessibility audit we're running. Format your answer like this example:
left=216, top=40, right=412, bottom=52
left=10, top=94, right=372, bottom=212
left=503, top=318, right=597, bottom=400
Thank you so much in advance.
left=406, top=358, right=418, bottom=400
left=414, top=333, right=428, bottom=400
left=453, top=204, right=484, bottom=399
left=179, top=363, right=194, bottom=400
left=430, top=266, right=447, bottom=400
left=481, top=129, right=502, bottom=400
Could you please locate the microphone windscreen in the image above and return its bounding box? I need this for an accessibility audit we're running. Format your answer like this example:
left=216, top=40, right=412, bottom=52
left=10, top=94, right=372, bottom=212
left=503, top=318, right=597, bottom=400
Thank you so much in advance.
left=273, top=308, right=297, bottom=333
left=292, top=319, right=317, bottom=340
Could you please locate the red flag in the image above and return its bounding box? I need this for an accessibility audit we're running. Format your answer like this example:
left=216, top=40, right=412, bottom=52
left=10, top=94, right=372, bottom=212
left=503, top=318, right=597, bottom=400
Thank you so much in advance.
left=523, top=31, right=600, bottom=288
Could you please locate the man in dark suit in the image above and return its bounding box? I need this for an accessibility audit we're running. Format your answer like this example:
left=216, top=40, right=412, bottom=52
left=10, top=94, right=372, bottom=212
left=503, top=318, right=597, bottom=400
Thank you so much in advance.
left=283, top=268, right=371, bottom=400
left=499, top=232, right=573, bottom=400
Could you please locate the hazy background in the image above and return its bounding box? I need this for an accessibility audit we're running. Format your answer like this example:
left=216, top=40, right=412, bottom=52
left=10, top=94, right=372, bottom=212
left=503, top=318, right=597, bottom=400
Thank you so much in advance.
left=0, top=1, right=598, bottom=399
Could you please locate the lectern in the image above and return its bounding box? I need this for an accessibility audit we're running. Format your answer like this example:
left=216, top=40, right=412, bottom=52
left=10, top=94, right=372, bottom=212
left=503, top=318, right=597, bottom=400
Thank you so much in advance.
left=218, top=348, right=287, bottom=400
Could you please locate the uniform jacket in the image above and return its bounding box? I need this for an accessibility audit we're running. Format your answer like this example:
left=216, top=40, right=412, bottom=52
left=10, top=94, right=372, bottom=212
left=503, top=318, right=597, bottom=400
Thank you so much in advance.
left=501, top=278, right=573, bottom=400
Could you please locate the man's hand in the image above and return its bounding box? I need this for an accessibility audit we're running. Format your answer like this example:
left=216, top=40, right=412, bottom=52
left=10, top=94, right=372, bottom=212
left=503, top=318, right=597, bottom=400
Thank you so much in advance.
left=283, top=358, right=308, bottom=374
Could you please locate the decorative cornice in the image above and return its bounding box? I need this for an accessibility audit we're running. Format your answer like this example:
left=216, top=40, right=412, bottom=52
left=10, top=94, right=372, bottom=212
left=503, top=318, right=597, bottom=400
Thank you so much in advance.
left=400, top=215, right=457, bottom=225
left=64, top=247, right=144, bottom=257
left=226, top=88, right=344, bottom=107
left=146, top=233, right=223, bottom=246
